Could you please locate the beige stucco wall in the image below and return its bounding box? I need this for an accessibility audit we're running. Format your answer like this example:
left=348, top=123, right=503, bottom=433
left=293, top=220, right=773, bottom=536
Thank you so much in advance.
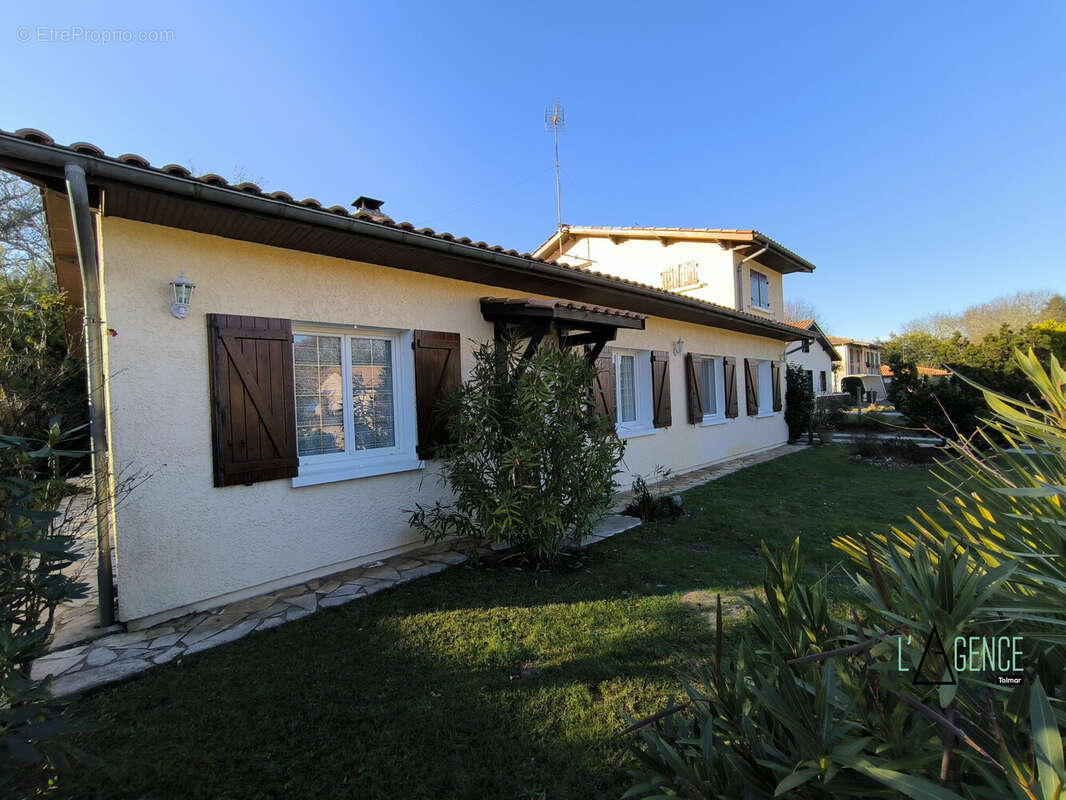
left=99, top=218, right=789, bottom=624
left=553, top=236, right=785, bottom=323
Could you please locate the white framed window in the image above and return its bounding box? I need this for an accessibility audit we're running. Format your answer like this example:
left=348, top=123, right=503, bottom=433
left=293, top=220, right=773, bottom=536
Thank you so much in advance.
left=750, top=270, right=770, bottom=310
left=614, top=349, right=656, bottom=438
left=291, top=324, right=420, bottom=487
left=699, top=356, right=726, bottom=424
left=756, top=359, right=775, bottom=416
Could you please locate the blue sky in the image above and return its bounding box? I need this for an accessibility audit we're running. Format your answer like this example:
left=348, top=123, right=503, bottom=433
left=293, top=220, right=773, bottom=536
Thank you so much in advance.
left=3, top=0, right=1064, bottom=340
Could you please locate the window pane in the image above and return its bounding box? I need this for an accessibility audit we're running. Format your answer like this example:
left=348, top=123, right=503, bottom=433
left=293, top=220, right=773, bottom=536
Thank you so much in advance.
left=351, top=337, right=395, bottom=450
left=701, top=358, right=717, bottom=416
left=751, top=271, right=768, bottom=307
left=758, top=360, right=773, bottom=412
left=293, top=334, right=345, bottom=456
left=618, top=355, right=636, bottom=422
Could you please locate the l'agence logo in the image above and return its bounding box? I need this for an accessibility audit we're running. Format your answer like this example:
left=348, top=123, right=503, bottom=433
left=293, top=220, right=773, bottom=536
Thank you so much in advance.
left=898, top=626, right=1025, bottom=686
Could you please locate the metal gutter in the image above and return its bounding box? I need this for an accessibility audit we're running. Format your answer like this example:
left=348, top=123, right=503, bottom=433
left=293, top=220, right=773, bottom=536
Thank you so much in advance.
left=64, top=164, right=116, bottom=628
left=0, top=134, right=812, bottom=343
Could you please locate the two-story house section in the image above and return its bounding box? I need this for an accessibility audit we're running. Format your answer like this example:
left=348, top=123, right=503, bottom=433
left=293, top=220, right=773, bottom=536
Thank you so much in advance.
left=532, top=227, right=815, bottom=322
left=785, top=319, right=840, bottom=396
left=828, top=337, right=887, bottom=400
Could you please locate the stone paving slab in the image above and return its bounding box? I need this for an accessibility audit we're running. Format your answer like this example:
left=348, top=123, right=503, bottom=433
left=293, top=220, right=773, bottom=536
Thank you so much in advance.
left=37, top=444, right=802, bottom=698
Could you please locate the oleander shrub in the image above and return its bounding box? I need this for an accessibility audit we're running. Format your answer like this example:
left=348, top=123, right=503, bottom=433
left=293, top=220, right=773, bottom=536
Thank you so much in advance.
left=410, top=339, right=625, bottom=567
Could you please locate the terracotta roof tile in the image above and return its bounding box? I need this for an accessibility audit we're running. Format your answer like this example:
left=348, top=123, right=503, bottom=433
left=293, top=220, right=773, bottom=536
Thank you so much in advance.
left=481, top=296, right=645, bottom=321
left=14, top=128, right=53, bottom=145
left=117, top=153, right=151, bottom=168
left=161, top=164, right=192, bottom=178
left=70, top=142, right=105, bottom=157
left=881, top=364, right=950, bottom=378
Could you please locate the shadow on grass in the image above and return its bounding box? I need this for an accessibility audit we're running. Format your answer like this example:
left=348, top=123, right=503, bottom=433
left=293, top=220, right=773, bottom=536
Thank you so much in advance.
left=55, top=581, right=722, bottom=800
left=52, top=447, right=938, bottom=799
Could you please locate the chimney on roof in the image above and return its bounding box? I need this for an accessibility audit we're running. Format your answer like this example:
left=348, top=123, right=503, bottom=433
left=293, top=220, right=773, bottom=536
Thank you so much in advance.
left=352, top=196, right=392, bottom=222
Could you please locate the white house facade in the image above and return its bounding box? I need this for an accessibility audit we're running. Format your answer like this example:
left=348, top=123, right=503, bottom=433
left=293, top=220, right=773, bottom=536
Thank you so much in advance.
left=1, top=129, right=818, bottom=629
left=784, top=320, right=839, bottom=396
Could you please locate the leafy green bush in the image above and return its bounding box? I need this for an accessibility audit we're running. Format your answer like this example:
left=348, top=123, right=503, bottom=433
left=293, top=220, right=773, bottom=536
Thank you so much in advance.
left=626, top=349, right=1066, bottom=799
left=813, top=394, right=848, bottom=431
left=410, top=339, right=625, bottom=566
left=623, top=466, right=682, bottom=523
left=1, top=421, right=89, bottom=794
left=886, top=323, right=1066, bottom=438
left=850, top=434, right=939, bottom=464
left=841, top=376, right=864, bottom=405
left=0, top=267, right=87, bottom=465
left=785, top=363, right=815, bottom=441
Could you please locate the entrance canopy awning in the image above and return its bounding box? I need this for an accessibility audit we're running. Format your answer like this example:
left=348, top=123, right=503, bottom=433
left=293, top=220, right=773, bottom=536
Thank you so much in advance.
left=480, top=297, right=645, bottom=330
left=480, top=297, right=645, bottom=360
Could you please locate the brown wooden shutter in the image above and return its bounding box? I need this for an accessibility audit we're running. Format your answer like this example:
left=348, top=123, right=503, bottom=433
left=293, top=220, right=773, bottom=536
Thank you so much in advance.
left=772, top=362, right=783, bottom=412
left=207, top=314, right=298, bottom=487
left=744, top=358, right=759, bottom=416
left=684, top=353, right=703, bottom=424
left=650, top=350, right=671, bottom=428
left=413, top=330, right=461, bottom=460
left=723, top=357, right=739, bottom=418
left=592, top=349, right=616, bottom=422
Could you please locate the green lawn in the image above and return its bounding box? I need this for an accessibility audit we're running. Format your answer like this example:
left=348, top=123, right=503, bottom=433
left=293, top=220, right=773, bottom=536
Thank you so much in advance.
left=57, top=446, right=937, bottom=800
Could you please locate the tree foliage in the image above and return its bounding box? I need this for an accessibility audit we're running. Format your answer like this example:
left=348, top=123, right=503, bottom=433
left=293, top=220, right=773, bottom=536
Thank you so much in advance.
left=409, top=339, right=625, bottom=567
left=0, top=171, right=88, bottom=464
left=0, top=173, right=50, bottom=277
left=899, top=290, right=1059, bottom=342
left=886, top=324, right=1066, bottom=437
left=783, top=298, right=824, bottom=327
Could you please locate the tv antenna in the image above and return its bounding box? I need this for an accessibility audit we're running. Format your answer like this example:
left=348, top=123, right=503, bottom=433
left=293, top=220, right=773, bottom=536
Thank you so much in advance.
left=545, top=100, right=565, bottom=230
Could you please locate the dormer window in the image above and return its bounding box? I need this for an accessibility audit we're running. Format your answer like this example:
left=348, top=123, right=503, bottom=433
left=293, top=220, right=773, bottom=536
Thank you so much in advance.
left=750, top=270, right=770, bottom=310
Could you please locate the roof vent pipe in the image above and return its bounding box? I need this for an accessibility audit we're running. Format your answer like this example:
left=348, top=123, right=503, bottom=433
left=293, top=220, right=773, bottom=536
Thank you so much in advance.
left=352, top=196, right=392, bottom=222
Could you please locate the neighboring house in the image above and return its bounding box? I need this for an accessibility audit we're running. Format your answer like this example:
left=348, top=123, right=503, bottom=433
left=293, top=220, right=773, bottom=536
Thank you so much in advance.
left=828, top=337, right=888, bottom=399
left=783, top=319, right=840, bottom=396
left=880, top=363, right=950, bottom=394
left=1, top=128, right=816, bottom=630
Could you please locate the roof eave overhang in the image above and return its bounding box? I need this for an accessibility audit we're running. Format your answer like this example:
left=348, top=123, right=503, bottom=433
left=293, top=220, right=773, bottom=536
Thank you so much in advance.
left=535, top=226, right=815, bottom=274
left=0, top=134, right=809, bottom=343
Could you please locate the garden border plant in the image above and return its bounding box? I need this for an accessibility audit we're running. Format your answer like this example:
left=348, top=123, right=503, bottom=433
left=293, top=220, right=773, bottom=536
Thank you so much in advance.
left=1, top=420, right=90, bottom=795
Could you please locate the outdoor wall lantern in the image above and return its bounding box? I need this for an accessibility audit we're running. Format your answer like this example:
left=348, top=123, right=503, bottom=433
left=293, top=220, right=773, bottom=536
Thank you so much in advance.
left=169, top=270, right=196, bottom=319
left=672, top=337, right=685, bottom=356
